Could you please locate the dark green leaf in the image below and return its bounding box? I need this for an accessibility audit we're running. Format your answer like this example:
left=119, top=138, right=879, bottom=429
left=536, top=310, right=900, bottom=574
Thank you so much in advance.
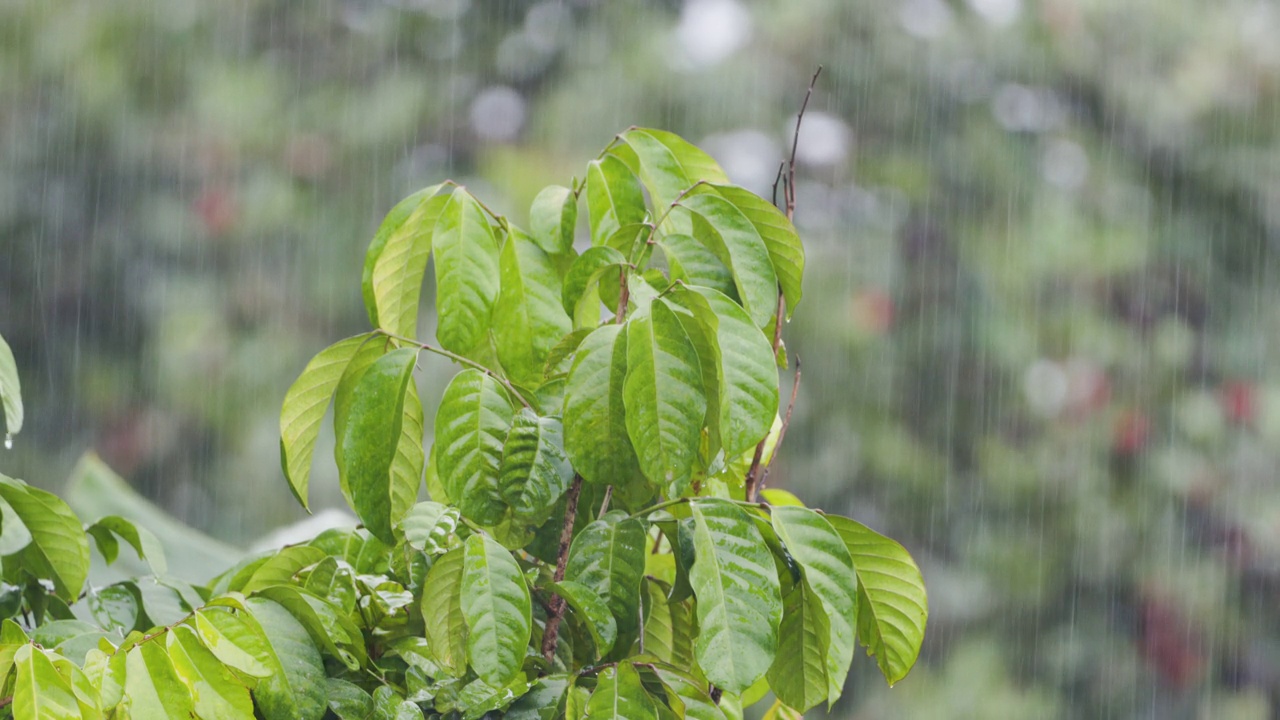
left=499, top=409, right=574, bottom=524
left=435, top=369, right=517, bottom=525
left=585, top=663, right=658, bottom=720
left=650, top=665, right=725, bottom=720
left=461, top=534, right=532, bottom=687
left=562, top=325, right=644, bottom=486
left=327, top=677, right=375, bottom=720
left=704, top=184, right=804, bottom=318
left=679, top=193, right=778, bottom=328
left=507, top=675, right=569, bottom=720
left=549, top=580, right=617, bottom=658
left=433, top=189, right=501, bottom=355
left=244, top=597, right=328, bottom=720
left=766, top=581, right=830, bottom=712
left=494, top=228, right=573, bottom=386
left=565, top=512, right=647, bottom=638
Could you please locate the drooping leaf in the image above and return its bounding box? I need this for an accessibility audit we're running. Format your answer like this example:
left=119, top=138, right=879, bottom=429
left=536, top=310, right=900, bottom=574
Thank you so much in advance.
left=586, top=155, right=647, bottom=246
left=0, top=475, right=90, bottom=602
left=565, top=512, right=647, bottom=638
left=659, top=233, right=736, bottom=299
left=433, top=188, right=501, bottom=355
left=562, top=325, right=644, bottom=487
left=498, top=409, right=574, bottom=524
left=769, top=507, right=858, bottom=703
left=688, top=499, right=782, bottom=695
left=766, top=580, right=831, bottom=713
left=825, top=515, right=928, bottom=687
left=85, top=515, right=168, bottom=576
left=0, top=333, right=22, bottom=439
left=703, top=184, right=804, bottom=318
left=679, top=193, right=779, bottom=328
left=435, top=369, right=517, bottom=526
left=623, top=300, right=706, bottom=496
left=365, top=184, right=452, bottom=337
left=494, top=229, right=573, bottom=386
left=617, top=128, right=729, bottom=211
left=461, top=534, right=532, bottom=688
left=12, top=644, right=83, bottom=719
left=529, top=185, right=579, bottom=254
left=279, top=333, right=375, bottom=511
left=122, top=639, right=196, bottom=718
left=166, top=624, right=256, bottom=719
left=421, top=546, right=468, bottom=676
left=561, top=246, right=628, bottom=319
left=337, top=347, right=420, bottom=544
left=549, top=580, right=617, bottom=658
left=584, top=663, right=658, bottom=720
left=243, top=597, right=328, bottom=720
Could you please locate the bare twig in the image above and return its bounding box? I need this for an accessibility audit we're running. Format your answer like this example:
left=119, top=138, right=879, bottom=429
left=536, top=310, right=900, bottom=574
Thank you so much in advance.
left=786, top=65, right=823, bottom=221
left=540, top=475, right=584, bottom=666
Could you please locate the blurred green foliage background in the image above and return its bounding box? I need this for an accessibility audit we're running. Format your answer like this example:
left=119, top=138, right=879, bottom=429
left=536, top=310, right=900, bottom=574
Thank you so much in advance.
left=5, top=0, right=1280, bottom=716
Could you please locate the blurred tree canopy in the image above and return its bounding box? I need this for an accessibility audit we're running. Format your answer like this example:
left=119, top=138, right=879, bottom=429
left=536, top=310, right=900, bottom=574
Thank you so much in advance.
left=4, top=0, right=1280, bottom=716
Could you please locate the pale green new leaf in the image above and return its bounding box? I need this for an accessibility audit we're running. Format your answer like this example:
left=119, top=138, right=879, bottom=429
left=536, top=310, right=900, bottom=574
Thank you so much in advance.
left=421, top=546, right=468, bottom=676
left=679, top=193, right=779, bottom=328
left=562, top=325, right=644, bottom=486
left=617, top=128, right=729, bottom=211
left=433, top=189, right=501, bottom=355
left=85, top=515, right=168, bottom=576
left=586, top=155, right=647, bottom=246
left=494, top=229, right=573, bottom=386
left=0, top=333, right=22, bottom=438
left=280, top=333, right=374, bottom=510
left=366, top=184, right=451, bottom=337
left=391, top=379, right=426, bottom=523
left=13, top=644, right=83, bottom=720
left=461, top=534, right=532, bottom=687
left=688, top=499, right=782, bottom=695
left=624, top=300, right=706, bottom=496
left=530, top=184, right=578, bottom=254
left=435, top=369, right=517, bottom=525
left=766, top=581, right=831, bottom=713
left=0, top=475, right=90, bottom=602
left=192, top=609, right=273, bottom=679
left=584, top=664, right=657, bottom=720
left=337, top=347, right=420, bottom=543
left=825, top=515, right=928, bottom=687
left=705, top=184, right=804, bottom=318
left=565, top=512, right=647, bottom=637
left=499, top=409, right=574, bottom=523
left=123, top=639, right=196, bottom=718
left=167, top=624, right=256, bottom=719
left=237, top=545, right=328, bottom=594
left=770, top=506, right=857, bottom=704
left=243, top=597, right=328, bottom=720
left=549, top=580, right=617, bottom=658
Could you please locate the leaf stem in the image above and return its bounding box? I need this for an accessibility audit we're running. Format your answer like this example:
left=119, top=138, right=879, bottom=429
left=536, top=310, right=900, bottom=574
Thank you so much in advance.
left=375, top=330, right=532, bottom=410
left=540, top=475, right=584, bottom=666
left=758, top=355, right=801, bottom=497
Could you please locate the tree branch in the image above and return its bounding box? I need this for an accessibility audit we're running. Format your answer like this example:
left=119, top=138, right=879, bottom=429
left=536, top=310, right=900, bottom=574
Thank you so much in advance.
left=540, top=475, right=584, bottom=666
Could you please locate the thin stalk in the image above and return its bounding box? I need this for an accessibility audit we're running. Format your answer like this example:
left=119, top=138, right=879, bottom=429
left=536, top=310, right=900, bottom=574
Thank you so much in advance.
left=376, top=330, right=532, bottom=410
left=540, top=475, right=584, bottom=666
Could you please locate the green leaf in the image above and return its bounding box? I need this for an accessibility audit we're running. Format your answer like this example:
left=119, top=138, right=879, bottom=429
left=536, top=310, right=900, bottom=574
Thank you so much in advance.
left=507, top=675, right=569, bottom=720
left=244, top=597, right=328, bottom=720
left=461, top=534, right=532, bottom=687
left=499, top=409, right=574, bottom=524
left=766, top=581, right=831, bottom=713
left=686, top=287, right=778, bottom=458
left=530, top=185, right=579, bottom=254
left=659, top=233, right=736, bottom=299
left=12, top=644, right=82, bottom=719
left=548, top=580, right=617, bottom=658
left=602, top=224, right=653, bottom=266
left=456, top=676, right=531, bottom=720
left=640, top=579, right=693, bottom=669
left=167, top=624, right=256, bottom=719
left=543, top=327, right=593, bottom=379
left=565, top=512, right=647, bottom=638
left=435, top=369, right=517, bottom=526
left=679, top=193, right=779, bottom=328
left=586, top=155, right=647, bottom=246
left=617, top=128, right=729, bottom=211
left=585, top=663, right=658, bottom=720
left=255, top=585, right=367, bottom=670
left=338, top=347, right=420, bottom=543
left=123, top=639, right=196, bottom=718
left=494, top=229, right=573, bottom=386
left=192, top=608, right=274, bottom=679
left=562, top=325, right=643, bottom=486
left=392, top=379, right=426, bottom=521
left=85, top=515, right=168, bottom=576
left=399, top=501, right=459, bottom=555
left=688, top=499, right=782, bottom=695
left=365, top=184, right=451, bottom=337
left=280, top=333, right=375, bottom=511
left=89, top=584, right=139, bottom=634
left=769, top=507, right=857, bottom=703
left=421, top=546, right=468, bottom=676
left=561, top=246, right=628, bottom=319
left=327, top=677, right=375, bottom=720
left=0, top=475, right=90, bottom=602
left=0, top=496, right=31, bottom=555
left=650, top=665, right=725, bottom=720
left=623, top=300, right=706, bottom=496
left=433, top=188, right=501, bottom=355
left=0, top=333, right=22, bottom=439
left=825, top=515, right=928, bottom=687
left=82, top=646, right=126, bottom=711
left=704, top=184, right=804, bottom=319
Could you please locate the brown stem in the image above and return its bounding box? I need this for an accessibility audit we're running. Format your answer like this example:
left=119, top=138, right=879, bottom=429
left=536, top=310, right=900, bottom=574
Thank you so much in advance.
left=786, top=66, right=823, bottom=221
left=541, top=475, right=584, bottom=666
